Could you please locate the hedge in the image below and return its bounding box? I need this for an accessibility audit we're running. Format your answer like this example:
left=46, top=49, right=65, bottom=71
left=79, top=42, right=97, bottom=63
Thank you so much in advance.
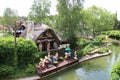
left=0, top=65, right=14, bottom=78
left=0, top=37, right=38, bottom=68
left=0, top=37, right=16, bottom=66
left=16, top=38, right=38, bottom=68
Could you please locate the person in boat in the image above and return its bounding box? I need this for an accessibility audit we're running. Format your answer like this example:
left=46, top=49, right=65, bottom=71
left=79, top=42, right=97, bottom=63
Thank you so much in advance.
left=64, top=51, right=69, bottom=59
left=55, top=52, right=59, bottom=60
left=65, top=44, right=71, bottom=58
left=44, top=56, right=51, bottom=67
left=37, top=58, right=45, bottom=71
left=47, top=51, right=52, bottom=63
left=74, top=51, right=78, bottom=59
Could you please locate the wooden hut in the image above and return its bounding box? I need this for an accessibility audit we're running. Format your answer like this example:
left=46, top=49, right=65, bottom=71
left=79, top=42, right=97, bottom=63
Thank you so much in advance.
left=20, top=22, right=60, bottom=51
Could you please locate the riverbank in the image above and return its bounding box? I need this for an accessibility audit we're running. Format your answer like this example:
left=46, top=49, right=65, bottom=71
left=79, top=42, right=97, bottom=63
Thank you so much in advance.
left=79, top=49, right=111, bottom=63
left=17, top=49, right=111, bottom=80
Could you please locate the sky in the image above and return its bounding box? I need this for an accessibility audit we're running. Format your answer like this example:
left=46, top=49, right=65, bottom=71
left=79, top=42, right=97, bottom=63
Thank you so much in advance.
left=0, top=0, right=120, bottom=19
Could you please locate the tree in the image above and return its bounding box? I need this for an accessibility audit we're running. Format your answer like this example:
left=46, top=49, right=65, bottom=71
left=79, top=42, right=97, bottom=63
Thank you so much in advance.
left=28, top=0, right=51, bottom=24
left=82, top=5, right=116, bottom=38
left=56, top=0, right=84, bottom=47
left=2, top=8, right=18, bottom=30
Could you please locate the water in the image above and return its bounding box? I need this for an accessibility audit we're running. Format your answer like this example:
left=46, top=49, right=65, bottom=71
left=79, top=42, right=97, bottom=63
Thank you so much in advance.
left=41, top=45, right=120, bottom=80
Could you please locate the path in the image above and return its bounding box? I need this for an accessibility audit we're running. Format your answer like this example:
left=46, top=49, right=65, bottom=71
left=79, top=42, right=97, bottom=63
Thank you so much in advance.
left=17, top=76, right=40, bottom=80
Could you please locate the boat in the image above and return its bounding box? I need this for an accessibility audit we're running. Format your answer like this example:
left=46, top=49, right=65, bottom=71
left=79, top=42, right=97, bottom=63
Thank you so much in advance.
left=36, top=49, right=111, bottom=79
left=36, top=57, right=79, bottom=79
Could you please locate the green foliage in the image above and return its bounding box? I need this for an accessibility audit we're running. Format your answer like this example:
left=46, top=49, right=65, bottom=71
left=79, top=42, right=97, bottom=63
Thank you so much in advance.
left=98, top=47, right=108, bottom=54
left=82, top=5, right=116, bottom=37
left=0, top=65, right=14, bottom=78
left=25, top=64, right=36, bottom=74
left=102, top=30, right=120, bottom=40
left=111, top=61, right=120, bottom=80
left=112, top=41, right=119, bottom=46
left=2, top=8, right=18, bottom=28
left=0, top=37, right=38, bottom=78
left=82, top=43, right=98, bottom=55
left=77, top=38, right=103, bottom=57
left=95, top=35, right=107, bottom=42
left=77, top=38, right=100, bottom=49
left=0, top=37, right=17, bottom=66
left=34, top=51, right=47, bottom=63
left=28, top=0, right=51, bottom=23
left=56, top=0, right=83, bottom=46
left=17, top=38, right=38, bottom=68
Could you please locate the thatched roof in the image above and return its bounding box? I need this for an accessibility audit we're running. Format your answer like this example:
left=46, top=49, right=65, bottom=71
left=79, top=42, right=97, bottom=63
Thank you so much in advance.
left=20, top=22, right=60, bottom=42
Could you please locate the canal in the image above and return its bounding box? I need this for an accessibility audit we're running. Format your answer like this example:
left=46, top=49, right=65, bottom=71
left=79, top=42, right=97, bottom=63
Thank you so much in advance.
left=41, top=45, right=120, bottom=80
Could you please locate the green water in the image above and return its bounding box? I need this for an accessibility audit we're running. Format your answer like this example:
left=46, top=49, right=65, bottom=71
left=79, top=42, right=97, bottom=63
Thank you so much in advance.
left=41, top=45, right=120, bottom=80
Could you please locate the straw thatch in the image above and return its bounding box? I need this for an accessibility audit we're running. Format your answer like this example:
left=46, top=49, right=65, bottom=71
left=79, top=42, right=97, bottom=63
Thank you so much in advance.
left=20, top=22, right=60, bottom=51
left=20, top=22, right=60, bottom=42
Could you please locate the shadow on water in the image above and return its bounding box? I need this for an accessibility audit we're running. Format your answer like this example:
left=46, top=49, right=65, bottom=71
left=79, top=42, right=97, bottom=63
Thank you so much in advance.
left=40, top=45, right=120, bottom=80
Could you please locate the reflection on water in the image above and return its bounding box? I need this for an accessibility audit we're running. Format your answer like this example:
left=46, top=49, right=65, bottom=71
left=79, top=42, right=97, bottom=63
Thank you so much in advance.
left=41, top=46, right=120, bottom=80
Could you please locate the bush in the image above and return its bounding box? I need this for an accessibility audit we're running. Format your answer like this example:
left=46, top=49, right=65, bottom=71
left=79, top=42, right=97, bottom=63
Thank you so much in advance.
left=98, top=47, right=108, bottom=54
left=77, top=38, right=89, bottom=49
left=0, top=37, right=17, bottom=66
left=0, top=65, right=14, bottom=78
left=95, top=35, right=107, bottom=42
left=17, top=38, right=38, bottom=68
left=77, top=38, right=100, bottom=57
left=0, top=37, right=38, bottom=78
left=25, top=64, right=36, bottom=74
left=34, top=51, right=47, bottom=63
left=82, top=43, right=98, bottom=55
left=102, top=30, right=120, bottom=40
left=111, top=61, right=120, bottom=80
left=112, top=41, right=119, bottom=46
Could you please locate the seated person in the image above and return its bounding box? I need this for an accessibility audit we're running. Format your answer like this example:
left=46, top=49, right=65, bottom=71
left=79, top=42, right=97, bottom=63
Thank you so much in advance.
left=64, top=51, right=69, bottom=59
left=74, top=51, right=78, bottom=59
left=53, top=55, right=57, bottom=62
left=55, top=52, right=59, bottom=60
left=37, top=58, right=45, bottom=71
left=68, top=51, right=71, bottom=56
left=44, top=56, right=51, bottom=67
left=48, top=54, right=52, bottom=63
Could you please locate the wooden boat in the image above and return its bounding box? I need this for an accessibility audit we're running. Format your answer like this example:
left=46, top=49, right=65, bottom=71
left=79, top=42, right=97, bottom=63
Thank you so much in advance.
left=36, top=49, right=111, bottom=79
left=36, top=57, right=79, bottom=79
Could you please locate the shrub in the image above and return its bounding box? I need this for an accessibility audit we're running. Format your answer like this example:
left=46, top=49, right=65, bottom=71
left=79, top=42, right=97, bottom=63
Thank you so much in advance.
left=0, top=37, right=38, bottom=78
left=0, top=65, right=14, bottom=78
left=17, top=38, right=38, bottom=68
left=98, top=47, right=108, bottom=54
left=111, top=61, right=120, bottom=80
left=102, top=30, right=120, bottom=40
left=25, top=64, right=36, bottom=74
left=77, top=38, right=89, bottom=49
left=34, top=51, right=47, bottom=63
left=0, top=37, right=17, bottom=66
left=82, top=43, right=98, bottom=55
left=112, top=41, right=119, bottom=46
left=95, top=35, right=107, bottom=42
